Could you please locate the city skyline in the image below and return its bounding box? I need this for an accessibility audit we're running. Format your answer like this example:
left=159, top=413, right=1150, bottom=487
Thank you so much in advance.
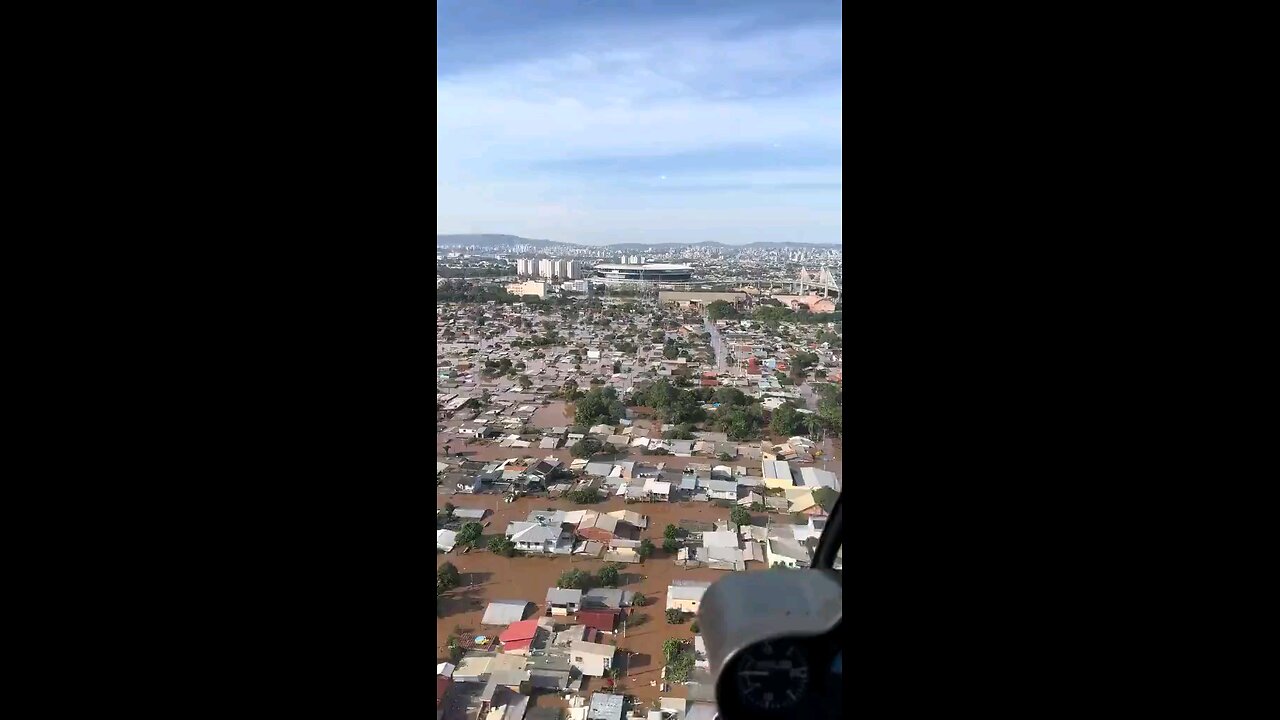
left=437, top=0, right=842, bottom=246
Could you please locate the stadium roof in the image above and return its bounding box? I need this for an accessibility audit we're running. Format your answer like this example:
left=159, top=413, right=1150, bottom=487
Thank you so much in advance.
left=594, top=263, right=692, bottom=270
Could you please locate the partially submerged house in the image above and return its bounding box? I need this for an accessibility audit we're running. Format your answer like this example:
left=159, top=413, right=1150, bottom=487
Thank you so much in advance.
left=528, top=456, right=563, bottom=481
left=580, top=587, right=633, bottom=611
left=546, top=587, right=583, bottom=615
left=506, top=521, right=572, bottom=554
left=575, top=510, right=621, bottom=543
left=765, top=535, right=812, bottom=568
left=576, top=608, right=619, bottom=634
left=797, top=466, right=840, bottom=492
left=568, top=639, right=616, bottom=677
left=585, top=461, right=616, bottom=478
left=706, top=479, right=738, bottom=502
left=605, top=509, right=648, bottom=530
left=498, top=617, right=547, bottom=655
left=481, top=600, right=532, bottom=626
left=793, top=515, right=828, bottom=544
left=666, top=580, right=712, bottom=613
left=642, top=478, right=671, bottom=501
left=761, top=460, right=795, bottom=489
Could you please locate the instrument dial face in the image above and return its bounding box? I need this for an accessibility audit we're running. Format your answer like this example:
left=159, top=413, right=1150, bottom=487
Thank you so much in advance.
left=735, top=640, right=810, bottom=711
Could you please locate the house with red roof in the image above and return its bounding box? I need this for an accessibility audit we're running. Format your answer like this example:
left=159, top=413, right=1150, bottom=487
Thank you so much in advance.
left=498, top=617, right=544, bottom=655
left=576, top=609, right=619, bottom=634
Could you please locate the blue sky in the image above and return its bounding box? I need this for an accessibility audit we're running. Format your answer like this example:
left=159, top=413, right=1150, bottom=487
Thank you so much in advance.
left=437, top=0, right=842, bottom=245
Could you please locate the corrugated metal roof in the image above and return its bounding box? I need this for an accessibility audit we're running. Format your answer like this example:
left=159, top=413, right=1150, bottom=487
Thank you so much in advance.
left=546, top=587, right=583, bottom=604
left=481, top=600, right=531, bottom=625
left=588, top=692, right=624, bottom=720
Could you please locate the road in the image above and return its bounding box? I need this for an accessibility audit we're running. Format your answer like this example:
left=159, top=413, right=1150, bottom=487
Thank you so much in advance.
left=704, top=314, right=727, bottom=373
left=797, top=380, right=837, bottom=471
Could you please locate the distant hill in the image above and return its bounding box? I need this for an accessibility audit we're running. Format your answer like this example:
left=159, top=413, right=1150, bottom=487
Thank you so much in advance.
left=437, top=234, right=839, bottom=250
left=436, top=234, right=570, bottom=249
left=738, top=241, right=841, bottom=249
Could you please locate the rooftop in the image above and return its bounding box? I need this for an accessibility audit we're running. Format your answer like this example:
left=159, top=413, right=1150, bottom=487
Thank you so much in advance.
left=588, top=692, right=625, bottom=720
left=594, top=263, right=692, bottom=271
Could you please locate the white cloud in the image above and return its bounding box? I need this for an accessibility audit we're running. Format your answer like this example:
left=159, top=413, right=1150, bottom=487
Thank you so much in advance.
left=436, top=19, right=841, bottom=243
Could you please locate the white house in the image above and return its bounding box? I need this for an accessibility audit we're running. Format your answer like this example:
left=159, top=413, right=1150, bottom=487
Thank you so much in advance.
left=765, top=535, right=811, bottom=568
left=666, top=580, right=712, bottom=613
left=568, top=639, right=616, bottom=677
left=797, top=466, right=840, bottom=492
left=642, top=478, right=671, bottom=501
left=793, top=516, right=828, bottom=544
left=706, top=479, right=738, bottom=501
left=506, top=522, right=571, bottom=554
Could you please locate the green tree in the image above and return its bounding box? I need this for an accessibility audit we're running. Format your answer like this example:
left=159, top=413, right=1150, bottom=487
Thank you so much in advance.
left=663, top=343, right=679, bottom=360
left=662, top=638, right=683, bottom=664
left=597, top=563, right=621, bottom=588
left=812, top=487, right=839, bottom=513
left=663, top=538, right=680, bottom=553
left=666, top=609, right=685, bottom=624
left=667, top=652, right=694, bottom=682
left=437, top=562, right=460, bottom=593
left=690, top=620, right=700, bottom=634
left=712, top=387, right=749, bottom=406
left=567, top=489, right=602, bottom=504
left=456, top=522, right=483, bottom=548
left=803, top=414, right=823, bottom=440
left=817, top=383, right=843, bottom=436
left=638, top=539, right=655, bottom=560
left=770, top=405, right=802, bottom=436
left=488, top=536, right=516, bottom=557
left=730, top=506, right=752, bottom=527
left=663, top=524, right=679, bottom=539
left=574, top=386, right=626, bottom=426
left=633, top=592, right=648, bottom=607
left=662, top=424, right=695, bottom=440
left=557, top=568, right=590, bottom=589
left=443, top=503, right=456, bottom=518
left=571, top=437, right=603, bottom=458
left=705, top=300, right=739, bottom=321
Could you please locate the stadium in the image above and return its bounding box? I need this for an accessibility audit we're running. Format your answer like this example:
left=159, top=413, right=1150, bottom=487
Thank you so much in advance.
left=591, top=263, right=694, bottom=283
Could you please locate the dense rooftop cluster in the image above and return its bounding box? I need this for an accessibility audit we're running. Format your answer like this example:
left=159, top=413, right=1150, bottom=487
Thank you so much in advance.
left=436, top=271, right=842, bottom=720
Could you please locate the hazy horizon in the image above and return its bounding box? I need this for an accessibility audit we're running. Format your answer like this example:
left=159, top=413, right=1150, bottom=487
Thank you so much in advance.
left=437, top=0, right=842, bottom=246
left=436, top=233, right=840, bottom=248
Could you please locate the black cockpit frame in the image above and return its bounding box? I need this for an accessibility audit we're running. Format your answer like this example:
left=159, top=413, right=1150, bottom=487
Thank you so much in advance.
left=810, top=492, right=842, bottom=570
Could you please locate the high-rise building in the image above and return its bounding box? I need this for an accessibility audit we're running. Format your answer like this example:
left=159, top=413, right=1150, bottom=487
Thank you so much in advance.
left=564, top=260, right=579, bottom=279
